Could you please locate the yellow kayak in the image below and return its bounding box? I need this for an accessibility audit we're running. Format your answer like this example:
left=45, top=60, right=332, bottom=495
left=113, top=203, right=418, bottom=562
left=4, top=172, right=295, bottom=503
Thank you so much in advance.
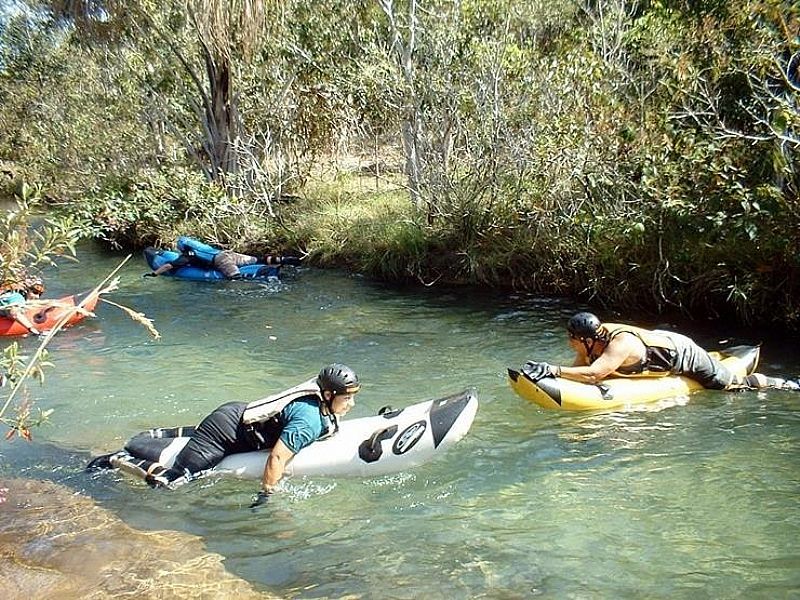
left=507, top=345, right=760, bottom=411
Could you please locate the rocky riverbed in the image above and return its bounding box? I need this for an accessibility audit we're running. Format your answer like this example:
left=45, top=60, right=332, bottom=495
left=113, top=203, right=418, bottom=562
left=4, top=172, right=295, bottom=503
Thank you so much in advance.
left=0, top=478, right=276, bottom=599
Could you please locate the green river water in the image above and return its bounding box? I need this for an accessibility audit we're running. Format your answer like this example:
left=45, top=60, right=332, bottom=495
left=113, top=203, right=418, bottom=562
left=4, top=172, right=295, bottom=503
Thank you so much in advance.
left=1, top=243, right=799, bottom=599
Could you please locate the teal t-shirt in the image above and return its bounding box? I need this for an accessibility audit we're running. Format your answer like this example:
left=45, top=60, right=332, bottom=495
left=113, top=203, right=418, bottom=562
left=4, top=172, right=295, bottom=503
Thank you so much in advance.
left=278, top=396, right=326, bottom=454
left=0, top=291, right=25, bottom=312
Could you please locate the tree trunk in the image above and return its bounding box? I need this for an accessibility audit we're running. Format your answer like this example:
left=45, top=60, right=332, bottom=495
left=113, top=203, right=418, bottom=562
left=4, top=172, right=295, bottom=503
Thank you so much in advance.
left=379, top=0, right=425, bottom=214
left=203, top=48, right=239, bottom=182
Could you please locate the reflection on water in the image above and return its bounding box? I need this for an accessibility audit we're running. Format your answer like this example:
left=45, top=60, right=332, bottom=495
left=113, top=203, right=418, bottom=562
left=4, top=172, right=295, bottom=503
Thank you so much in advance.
left=1, top=242, right=799, bottom=598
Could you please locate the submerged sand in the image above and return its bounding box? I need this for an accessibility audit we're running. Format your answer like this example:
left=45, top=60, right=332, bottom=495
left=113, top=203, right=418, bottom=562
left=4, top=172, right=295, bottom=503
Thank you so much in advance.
left=0, top=478, right=276, bottom=599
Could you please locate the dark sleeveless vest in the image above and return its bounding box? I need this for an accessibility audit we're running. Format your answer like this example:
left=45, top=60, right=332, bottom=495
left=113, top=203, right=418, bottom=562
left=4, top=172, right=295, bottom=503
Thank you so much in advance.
left=589, top=323, right=677, bottom=378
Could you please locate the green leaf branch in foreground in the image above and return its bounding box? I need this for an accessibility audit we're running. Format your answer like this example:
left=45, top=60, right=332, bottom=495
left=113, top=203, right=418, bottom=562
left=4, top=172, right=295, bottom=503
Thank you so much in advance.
left=0, top=255, right=161, bottom=443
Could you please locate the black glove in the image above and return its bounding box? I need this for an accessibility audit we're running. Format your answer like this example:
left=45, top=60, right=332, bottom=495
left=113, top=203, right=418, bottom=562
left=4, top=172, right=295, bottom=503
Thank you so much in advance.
left=249, top=489, right=273, bottom=509
left=279, top=256, right=301, bottom=266
left=143, top=272, right=157, bottom=278
left=522, top=361, right=560, bottom=382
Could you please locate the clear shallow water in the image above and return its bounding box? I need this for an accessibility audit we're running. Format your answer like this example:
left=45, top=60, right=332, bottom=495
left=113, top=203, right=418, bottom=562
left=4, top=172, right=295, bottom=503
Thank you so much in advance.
left=1, top=243, right=799, bottom=598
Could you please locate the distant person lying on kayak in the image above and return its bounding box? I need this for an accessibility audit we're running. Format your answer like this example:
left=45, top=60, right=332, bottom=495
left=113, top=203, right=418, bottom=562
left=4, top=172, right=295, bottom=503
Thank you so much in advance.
left=140, top=363, right=360, bottom=507
left=145, top=236, right=301, bottom=279
left=0, top=275, right=46, bottom=336
left=523, top=312, right=798, bottom=390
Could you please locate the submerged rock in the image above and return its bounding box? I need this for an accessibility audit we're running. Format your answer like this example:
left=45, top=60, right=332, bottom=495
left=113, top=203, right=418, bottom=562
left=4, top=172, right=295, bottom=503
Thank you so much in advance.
left=0, top=478, right=276, bottom=599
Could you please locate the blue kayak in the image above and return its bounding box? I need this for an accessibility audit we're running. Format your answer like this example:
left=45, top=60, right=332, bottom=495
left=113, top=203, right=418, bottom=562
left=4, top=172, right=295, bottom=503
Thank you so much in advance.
left=143, top=247, right=280, bottom=281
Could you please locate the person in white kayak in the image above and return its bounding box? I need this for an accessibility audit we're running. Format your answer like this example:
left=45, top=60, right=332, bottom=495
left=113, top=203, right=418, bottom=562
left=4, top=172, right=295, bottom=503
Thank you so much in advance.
left=524, top=312, right=799, bottom=391
left=131, top=364, right=361, bottom=507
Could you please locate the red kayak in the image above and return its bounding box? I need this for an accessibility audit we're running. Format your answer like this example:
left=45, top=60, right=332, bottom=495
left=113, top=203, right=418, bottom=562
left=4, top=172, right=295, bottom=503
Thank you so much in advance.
left=0, top=290, right=100, bottom=337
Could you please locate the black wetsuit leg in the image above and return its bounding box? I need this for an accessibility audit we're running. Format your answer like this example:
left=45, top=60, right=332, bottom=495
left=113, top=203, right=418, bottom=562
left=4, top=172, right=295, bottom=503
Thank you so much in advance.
left=167, top=401, right=253, bottom=478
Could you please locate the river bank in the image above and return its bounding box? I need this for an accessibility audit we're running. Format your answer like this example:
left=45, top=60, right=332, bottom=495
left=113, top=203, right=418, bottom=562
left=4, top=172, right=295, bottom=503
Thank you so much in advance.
left=0, top=478, right=274, bottom=600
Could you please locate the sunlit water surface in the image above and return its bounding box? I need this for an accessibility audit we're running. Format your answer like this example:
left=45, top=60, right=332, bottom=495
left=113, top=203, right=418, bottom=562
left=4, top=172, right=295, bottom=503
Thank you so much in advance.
left=1, top=244, right=799, bottom=598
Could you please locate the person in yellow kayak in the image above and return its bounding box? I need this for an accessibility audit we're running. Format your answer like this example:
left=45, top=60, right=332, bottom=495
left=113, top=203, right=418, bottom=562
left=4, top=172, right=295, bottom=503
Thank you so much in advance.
left=523, top=312, right=798, bottom=390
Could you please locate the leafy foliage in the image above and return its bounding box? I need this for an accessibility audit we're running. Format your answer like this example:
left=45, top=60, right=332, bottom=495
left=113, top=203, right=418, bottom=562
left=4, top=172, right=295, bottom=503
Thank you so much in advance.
left=0, top=189, right=86, bottom=442
left=0, top=0, right=798, bottom=328
left=0, top=184, right=85, bottom=286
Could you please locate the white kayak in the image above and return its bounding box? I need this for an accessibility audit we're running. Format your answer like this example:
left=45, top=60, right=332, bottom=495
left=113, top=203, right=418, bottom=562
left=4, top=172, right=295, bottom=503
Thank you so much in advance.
left=95, top=389, right=478, bottom=485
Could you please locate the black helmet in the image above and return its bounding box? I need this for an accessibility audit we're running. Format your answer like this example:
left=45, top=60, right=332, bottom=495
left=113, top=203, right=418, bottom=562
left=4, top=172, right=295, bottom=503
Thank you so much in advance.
left=317, top=363, right=361, bottom=395
left=567, top=312, right=601, bottom=339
